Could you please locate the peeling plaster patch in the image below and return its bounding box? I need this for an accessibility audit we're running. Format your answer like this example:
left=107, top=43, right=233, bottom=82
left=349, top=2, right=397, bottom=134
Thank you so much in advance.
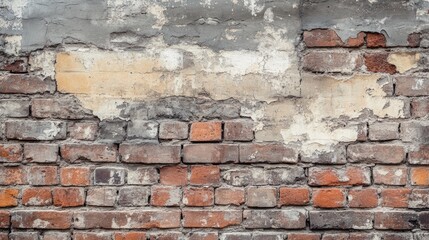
left=159, top=49, right=183, bottom=71
left=29, top=50, right=56, bottom=78
left=244, top=0, right=265, bottom=16
left=4, top=35, right=22, bottom=56
left=147, top=4, right=167, bottom=30
left=387, top=52, right=420, bottom=73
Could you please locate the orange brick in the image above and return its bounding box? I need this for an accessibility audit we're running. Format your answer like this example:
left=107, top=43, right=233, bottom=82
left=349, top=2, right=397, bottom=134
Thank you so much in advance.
left=0, top=144, right=22, bottom=163
left=160, top=166, right=187, bottom=186
left=53, top=187, right=85, bottom=207
left=114, top=232, right=146, bottom=240
left=22, top=187, right=52, bottom=206
left=313, top=188, right=345, bottom=208
left=411, top=167, right=429, bottom=186
left=190, top=165, right=220, bottom=185
left=60, top=166, right=90, bottom=186
left=151, top=186, right=181, bottom=207
left=279, top=187, right=310, bottom=206
left=190, top=122, right=222, bottom=142
left=0, top=189, right=19, bottom=207
left=215, top=187, right=245, bottom=206
left=381, top=188, right=411, bottom=208
left=348, top=188, right=378, bottom=208
left=183, top=187, right=214, bottom=207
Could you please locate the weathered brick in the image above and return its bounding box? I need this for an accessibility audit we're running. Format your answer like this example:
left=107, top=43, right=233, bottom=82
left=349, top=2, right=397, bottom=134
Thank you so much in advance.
left=224, top=120, right=253, bottom=141
left=303, top=51, right=362, bottom=73
left=409, top=189, right=429, bottom=208
left=53, top=187, right=85, bottom=207
left=0, top=75, right=55, bottom=94
left=31, top=97, right=92, bottom=119
left=183, top=210, right=242, bottom=228
left=183, top=144, right=238, bottom=163
left=396, top=76, right=429, bottom=96
left=9, top=232, right=38, bottom=240
left=74, top=232, right=111, bottom=240
left=308, top=166, right=370, bottom=186
left=215, top=187, right=245, bottom=206
left=183, top=187, right=214, bottom=207
left=86, top=187, right=117, bottom=207
left=374, top=211, right=419, bottom=230
left=279, top=187, right=310, bottom=206
left=239, top=144, right=298, bottom=163
left=151, top=186, right=181, bottom=207
left=246, top=186, right=277, bottom=208
left=322, top=233, right=378, bottom=240
left=411, top=167, right=429, bottom=186
left=60, top=166, right=90, bottom=186
left=369, top=122, right=399, bottom=140
left=99, top=121, right=127, bottom=143
left=0, top=188, right=19, bottom=207
left=301, top=145, right=347, bottom=164
left=223, top=167, right=305, bottom=186
left=309, top=211, right=373, bottom=230
left=43, top=232, right=70, bottom=240
left=28, top=166, right=58, bottom=186
left=160, top=166, right=187, bottom=186
left=419, top=212, right=429, bottom=229
left=190, top=165, right=220, bottom=185
left=348, top=188, right=378, bottom=208
left=347, top=144, right=405, bottom=164
left=0, top=233, right=6, bottom=240
left=303, top=29, right=344, bottom=47
left=118, top=186, right=150, bottom=206
left=61, top=144, right=118, bottom=163
left=22, top=187, right=52, bottom=206
left=127, top=120, right=158, bottom=139
left=73, top=210, right=181, bottom=229
left=0, top=99, right=29, bottom=117
left=94, top=167, right=126, bottom=185
left=12, top=211, right=72, bottom=229
left=24, top=143, right=58, bottom=163
left=148, top=232, right=183, bottom=240
left=288, top=233, right=321, bottom=240
left=373, top=165, right=407, bottom=186
left=364, top=53, right=397, bottom=74
left=252, top=232, right=284, bottom=240
left=159, top=121, right=188, bottom=140
left=5, top=120, right=66, bottom=140
left=220, top=233, right=251, bottom=240
left=313, top=188, right=345, bottom=208
left=0, top=57, right=27, bottom=73
left=381, top=188, right=411, bottom=208
left=0, top=211, right=10, bottom=228
left=0, top=166, right=26, bottom=185
left=401, top=121, right=429, bottom=143
left=243, top=210, right=306, bottom=229
left=188, top=232, right=218, bottom=240
left=128, top=167, right=159, bottom=185
left=114, top=232, right=146, bottom=240
left=408, top=32, right=421, bottom=47
left=411, top=98, right=429, bottom=117
left=190, top=122, right=222, bottom=142
left=0, top=144, right=22, bottom=163
left=119, top=144, right=180, bottom=164
left=366, top=32, right=387, bottom=48
left=69, top=122, right=98, bottom=141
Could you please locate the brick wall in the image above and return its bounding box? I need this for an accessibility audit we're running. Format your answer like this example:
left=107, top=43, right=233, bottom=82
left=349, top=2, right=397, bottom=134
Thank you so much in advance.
left=1, top=0, right=429, bottom=239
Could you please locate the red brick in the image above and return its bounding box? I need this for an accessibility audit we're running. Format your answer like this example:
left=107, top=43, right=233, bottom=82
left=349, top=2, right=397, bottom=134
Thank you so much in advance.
left=61, top=144, right=118, bottom=163
left=364, top=53, right=397, bottom=74
left=69, top=122, right=98, bottom=141
left=348, top=188, right=378, bottom=208
left=160, top=166, right=187, bottom=186
left=303, top=29, right=343, bottom=47
left=410, top=145, right=429, bottom=165
left=53, top=187, right=85, bottom=207
left=366, top=32, right=386, bottom=47
left=183, top=187, right=214, bottom=207
left=0, top=74, right=55, bottom=94
left=60, top=167, right=90, bottom=186
left=183, top=144, right=238, bottom=163
left=224, top=120, right=253, bottom=141
left=0, top=144, right=22, bottom=163
left=375, top=211, right=418, bottom=230
left=86, top=187, right=116, bottom=207
left=0, top=167, right=26, bottom=185
left=159, top=121, right=188, bottom=140
left=182, top=210, right=242, bottom=228
left=373, top=165, right=407, bottom=186
left=74, top=232, right=111, bottom=240
left=0, top=57, right=27, bottom=73
left=396, top=76, right=429, bottom=96
left=0, top=211, right=9, bottom=228
left=411, top=98, right=429, bottom=117
left=288, top=233, right=321, bottom=240
left=0, top=189, right=18, bottom=207
left=381, top=189, right=411, bottom=208
left=215, top=187, right=245, bottom=206
left=190, top=165, right=220, bottom=185
left=22, top=187, right=52, bottom=206
left=114, top=232, right=146, bottom=240
left=246, top=186, right=276, bottom=207
left=411, top=167, right=429, bottom=186
left=188, top=232, right=218, bottom=240
left=190, top=122, right=222, bottom=142
left=24, top=143, right=58, bottom=163
left=313, top=188, right=345, bottom=208
left=119, top=144, right=180, bottom=164
left=346, top=32, right=366, bottom=47
left=347, top=143, right=405, bottom=164
left=279, top=187, right=310, bottom=206
left=308, top=166, right=370, bottom=186
left=0, top=233, right=6, bottom=240
left=303, top=51, right=362, bottom=73
left=239, top=144, right=298, bottom=163
left=408, top=32, right=421, bottom=47
left=151, top=186, right=181, bottom=207
left=28, top=166, right=58, bottom=186
left=12, top=211, right=72, bottom=229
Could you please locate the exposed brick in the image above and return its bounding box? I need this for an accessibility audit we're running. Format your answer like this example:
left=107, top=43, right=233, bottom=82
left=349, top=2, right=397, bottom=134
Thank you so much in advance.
left=364, top=53, right=397, bottom=74
left=419, top=212, right=429, bottom=229
left=243, top=210, right=306, bottom=229
left=98, top=121, right=127, bottom=143
left=366, top=32, right=387, bottom=47
left=0, top=99, right=29, bottom=117
left=160, top=166, right=187, bottom=186
left=60, top=167, right=90, bottom=186
left=240, top=144, right=298, bottom=163
left=119, top=144, right=180, bottom=164
left=396, top=77, right=429, bottom=96
left=159, top=121, right=189, bottom=140
left=188, top=232, right=218, bottom=240
left=215, top=187, right=245, bottom=206
left=309, top=211, right=373, bottom=230
left=308, top=166, right=370, bottom=186
left=118, top=186, right=150, bottom=206
left=313, top=188, right=345, bottom=208
left=224, top=120, right=253, bottom=141
left=73, top=210, right=181, bottom=229
left=0, top=211, right=10, bottom=228
left=127, top=167, right=159, bottom=185
left=69, top=122, right=98, bottom=141
left=246, top=186, right=277, bottom=207
left=61, top=144, right=118, bottom=163
left=94, top=167, right=126, bottom=185
left=373, top=165, right=407, bottom=186
left=190, top=122, right=222, bottom=142
left=24, top=143, right=58, bottom=163
left=31, top=97, right=92, bottom=119
left=183, top=144, right=239, bottom=163
left=408, top=32, right=421, bottom=47
left=183, top=187, right=214, bottom=207
left=288, top=233, right=321, bottom=240
left=368, top=122, right=399, bottom=140
left=9, top=232, right=38, bottom=240
left=28, top=166, right=58, bottom=186
left=148, top=232, right=183, bottom=240
left=53, top=187, right=85, bottom=207
left=0, top=144, right=22, bottom=163
left=5, top=120, right=67, bottom=140
left=114, top=232, right=146, bottom=240
left=74, top=232, right=112, bottom=240
left=377, top=233, right=413, bottom=240
left=190, top=165, right=220, bottom=185
left=0, top=57, right=27, bottom=73
left=0, top=75, right=55, bottom=94
left=301, top=145, right=347, bottom=164
left=348, top=144, right=405, bottom=164
left=401, top=121, right=429, bottom=143
left=411, top=98, right=429, bottom=117
left=322, top=233, right=378, bottom=240
left=224, top=167, right=305, bottom=186
left=0, top=189, right=19, bottom=207
left=279, top=187, right=310, bottom=206
left=183, top=210, right=242, bottom=228
left=22, top=187, right=52, bottom=206
left=303, top=51, right=362, bottom=73
left=86, top=187, right=117, bottom=207
left=43, top=232, right=70, bottom=240
left=348, top=188, right=378, bottom=208
left=381, top=188, right=411, bottom=208
left=127, top=120, right=158, bottom=140
left=252, top=232, right=284, bottom=240
left=411, top=167, right=429, bottom=186
left=0, top=166, right=26, bottom=185
left=151, top=186, right=181, bottom=207
left=374, top=212, right=419, bottom=230
left=303, top=29, right=344, bottom=47
left=220, top=233, right=251, bottom=240
left=12, top=211, right=72, bottom=229
left=0, top=233, right=6, bottom=240
left=409, top=189, right=429, bottom=208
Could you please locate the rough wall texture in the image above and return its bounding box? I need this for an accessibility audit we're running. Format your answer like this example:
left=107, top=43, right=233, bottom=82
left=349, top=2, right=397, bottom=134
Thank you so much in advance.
left=1, top=0, right=429, bottom=239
